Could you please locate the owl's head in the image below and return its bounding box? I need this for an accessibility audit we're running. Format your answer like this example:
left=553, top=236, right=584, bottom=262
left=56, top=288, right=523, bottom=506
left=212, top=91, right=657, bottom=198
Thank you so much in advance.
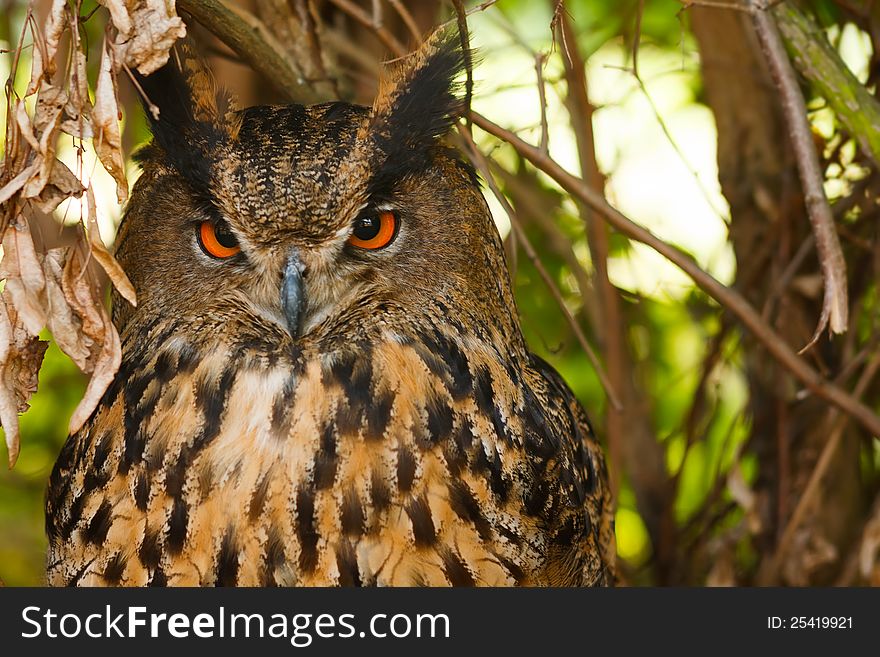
left=114, top=35, right=520, bottom=356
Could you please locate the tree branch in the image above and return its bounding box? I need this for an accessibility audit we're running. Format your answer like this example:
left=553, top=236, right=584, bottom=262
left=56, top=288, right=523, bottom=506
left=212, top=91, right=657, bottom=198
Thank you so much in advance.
left=469, top=110, right=880, bottom=438
left=177, top=0, right=322, bottom=103
left=749, top=0, right=848, bottom=341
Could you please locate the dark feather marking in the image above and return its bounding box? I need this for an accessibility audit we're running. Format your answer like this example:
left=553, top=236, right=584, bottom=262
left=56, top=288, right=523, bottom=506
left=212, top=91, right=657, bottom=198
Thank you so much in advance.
left=396, top=446, right=417, bottom=492
left=134, top=470, right=150, bottom=511
left=148, top=567, right=167, bottom=587
left=193, top=364, right=238, bottom=450
left=335, top=542, right=362, bottom=587
left=370, top=470, right=391, bottom=513
left=84, top=500, right=113, bottom=545
left=102, top=551, right=126, bottom=584
left=426, top=395, right=454, bottom=443
left=139, top=526, right=163, bottom=569
left=340, top=487, right=365, bottom=537
left=472, top=444, right=510, bottom=503
left=447, top=479, right=491, bottom=540
left=440, top=547, right=475, bottom=587
left=167, top=497, right=189, bottom=554
left=59, top=492, right=87, bottom=541
left=248, top=473, right=271, bottom=521
left=496, top=555, right=527, bottom=584
left=270, top=371, right=298, bottom=438
left=215, top=529, right=240, bottom=586
left=406, top=494, right=437, bottom=547
left=295, top=486, right=319, bottom=573
left=154, top=351, right=176, bottom=383
left=365, top=387, right=394, bottom=441
left=312, top=423, right=338, bottom=490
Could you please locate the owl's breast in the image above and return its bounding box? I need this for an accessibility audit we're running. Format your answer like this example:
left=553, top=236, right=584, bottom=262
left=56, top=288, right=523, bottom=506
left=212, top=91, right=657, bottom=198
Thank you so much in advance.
left=47, top=333, right=608, bottom=586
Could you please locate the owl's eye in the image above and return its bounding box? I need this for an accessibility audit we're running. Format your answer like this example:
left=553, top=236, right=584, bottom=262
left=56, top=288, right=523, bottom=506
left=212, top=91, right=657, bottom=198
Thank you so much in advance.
left=348, top=211, right=397, bottom=250
left=198, top=220, right=240, bottom=259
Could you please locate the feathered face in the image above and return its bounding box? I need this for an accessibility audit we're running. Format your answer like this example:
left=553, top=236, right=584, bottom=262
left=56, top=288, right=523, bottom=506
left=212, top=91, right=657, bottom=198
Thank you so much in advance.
left=114, top=38, right=519, bottom=357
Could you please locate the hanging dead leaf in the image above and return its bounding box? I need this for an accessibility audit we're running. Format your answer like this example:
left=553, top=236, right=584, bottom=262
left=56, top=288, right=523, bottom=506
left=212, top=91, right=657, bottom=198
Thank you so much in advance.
left=22, top=83, right=67, bottom=200
left=0, top=219, right=48, bottom=336
left=0, top=296, right=49, bottom=468
left=27, top=0, right=67, bottom=94
left=100, top=0, right=186, bottom=75
left=0, top=163, right=39, bottom=206
left=62, top=243, right=121, bottom=436
left=92, top=40, right=128, bottom=204
left=85, top=186, right=136, bottom=306
left=33, top=160, right=84, bottom=214
left=42, top=249, right=91, bottom=369
left=61, top=242, right=107, bottom=370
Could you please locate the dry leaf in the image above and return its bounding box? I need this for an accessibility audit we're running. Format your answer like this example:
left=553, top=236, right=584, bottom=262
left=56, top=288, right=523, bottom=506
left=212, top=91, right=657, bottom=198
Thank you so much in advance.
left=101, top=0, right=186, bottom=75
left=0, top=296, right=49, bottom=468
left=22, top=83, right=67, bottom=199
left=0, top=220, right=48, bottom=336
left=92, top=40, right=128, bottom=204
left=26, top=0, right=67, bottom=94
left=85, top=186, right=136, bottom=306
left=62, top=243, right=121, bottom=435
left=61, top=243, right=107, bottom=370
left=43, top=249, right=91, bottom=369
left=33, top=160, right=84, bottom=214
left=0, top=163, right=39, bottom=206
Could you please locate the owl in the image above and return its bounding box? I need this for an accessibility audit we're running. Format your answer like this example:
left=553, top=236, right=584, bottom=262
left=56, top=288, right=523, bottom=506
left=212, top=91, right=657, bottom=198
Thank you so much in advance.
left=44, top=35, right=616, bottom=587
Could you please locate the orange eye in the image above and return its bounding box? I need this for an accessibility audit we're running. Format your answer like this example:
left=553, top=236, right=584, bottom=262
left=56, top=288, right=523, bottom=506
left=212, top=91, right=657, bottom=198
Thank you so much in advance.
left=198, top=221, right=240, bottom=259
left=347, top=211, right=397, bottom=250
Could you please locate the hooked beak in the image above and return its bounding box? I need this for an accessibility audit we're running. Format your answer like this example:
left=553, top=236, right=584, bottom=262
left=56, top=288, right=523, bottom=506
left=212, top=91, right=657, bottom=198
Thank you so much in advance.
left=281, top=251, right=305, bottom=337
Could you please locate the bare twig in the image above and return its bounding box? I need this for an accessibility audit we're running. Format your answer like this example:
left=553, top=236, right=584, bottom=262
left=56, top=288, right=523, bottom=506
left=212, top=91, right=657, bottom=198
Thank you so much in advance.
left=458, top=125, right=623, bottom=411
left=328, top=0, right=408, bottom=58
left=749, top=0, right=848, bottom=344
left=469, top=110, right=880, bottom=438
left=177, top=0, right=322, bottom=102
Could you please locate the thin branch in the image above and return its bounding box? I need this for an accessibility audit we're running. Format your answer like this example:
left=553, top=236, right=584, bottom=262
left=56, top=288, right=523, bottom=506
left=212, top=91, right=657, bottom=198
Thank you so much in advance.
left=458, top=125, right=623, bottom=411
left=328, top=0, right=408, bottom=58
left=469, top=110, right=880, bottom=438
left=388, top=0, right=422, bottom=43
left=177, top=0, right=321, bottom=103
left=749, top=0, right=848, bottom=342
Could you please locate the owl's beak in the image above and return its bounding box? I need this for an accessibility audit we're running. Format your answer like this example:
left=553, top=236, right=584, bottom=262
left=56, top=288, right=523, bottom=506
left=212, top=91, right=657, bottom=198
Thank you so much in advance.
left=281, top=251, right=305, bottom=337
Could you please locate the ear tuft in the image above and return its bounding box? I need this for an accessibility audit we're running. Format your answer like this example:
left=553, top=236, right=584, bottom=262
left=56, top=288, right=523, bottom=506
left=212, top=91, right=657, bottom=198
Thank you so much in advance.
left=365, top=31, right=469, bottom=175
left=134, top=45, right=237, bottom=190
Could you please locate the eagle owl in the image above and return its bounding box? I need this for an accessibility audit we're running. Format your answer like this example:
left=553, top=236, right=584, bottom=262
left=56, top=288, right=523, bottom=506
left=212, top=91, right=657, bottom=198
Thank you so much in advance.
left=45, top=36, right=616, bottom=586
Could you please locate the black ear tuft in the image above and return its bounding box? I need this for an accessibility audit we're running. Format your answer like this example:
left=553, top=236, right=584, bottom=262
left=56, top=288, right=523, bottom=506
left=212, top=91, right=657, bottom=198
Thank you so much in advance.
left=134, top=47, right=236, bottom=191
left=365, top=32, right=469, bottom=182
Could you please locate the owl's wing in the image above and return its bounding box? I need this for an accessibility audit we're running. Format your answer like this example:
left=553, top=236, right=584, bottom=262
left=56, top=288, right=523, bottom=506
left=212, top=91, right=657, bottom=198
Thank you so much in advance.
left=524, top=354, right=617, bottom=586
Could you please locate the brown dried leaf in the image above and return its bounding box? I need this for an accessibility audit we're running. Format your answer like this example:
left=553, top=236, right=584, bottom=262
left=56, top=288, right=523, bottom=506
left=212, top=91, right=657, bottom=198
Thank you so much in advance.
left=0, top=163, right=39, bottom=206
left=0, top=220, right=48, bottom=336
left=61, top=243, right=121, bottom=435
left=26, top=0, right=67, bottom=94
left=85, top=186, right=136, bottom=306
left=22, top=83, right=67, bottom=199
left=43, top=249, right=91, bottom=369
left=14, top=100, right=39, bottom=151
left=33, top=159, right=84, bottom=213
left=61, top=243, right=106, bottom=368
left=92, top=40, right=128, bottom=204
left=0, top=296, right=49, bottom=468
left=101, top=0, right=186, bottom=75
